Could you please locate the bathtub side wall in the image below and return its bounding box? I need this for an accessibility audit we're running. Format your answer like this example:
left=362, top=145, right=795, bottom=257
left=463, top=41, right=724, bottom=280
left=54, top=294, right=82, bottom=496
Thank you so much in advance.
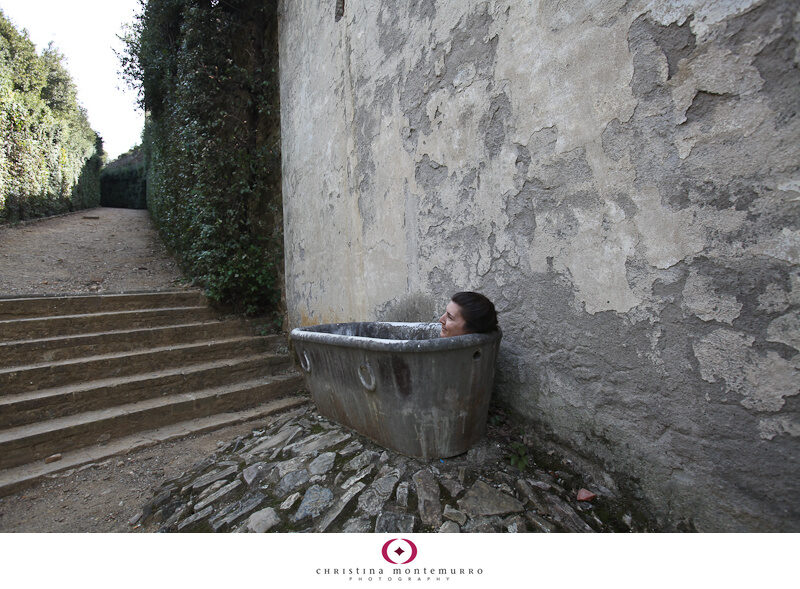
left=279, top=1, right=800, bottom=530
left=294, top=335, right=499, bottom=458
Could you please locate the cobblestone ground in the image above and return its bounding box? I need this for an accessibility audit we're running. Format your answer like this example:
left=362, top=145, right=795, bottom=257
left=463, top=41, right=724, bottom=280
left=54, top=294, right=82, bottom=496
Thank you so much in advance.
left=135, top=404, right=654, bottom=533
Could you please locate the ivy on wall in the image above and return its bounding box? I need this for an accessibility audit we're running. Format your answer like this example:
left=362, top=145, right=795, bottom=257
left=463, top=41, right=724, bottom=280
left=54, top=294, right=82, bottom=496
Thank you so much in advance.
left=121, top=0, right=282, bottom=317
left=0, top=10, right=102, bottom=223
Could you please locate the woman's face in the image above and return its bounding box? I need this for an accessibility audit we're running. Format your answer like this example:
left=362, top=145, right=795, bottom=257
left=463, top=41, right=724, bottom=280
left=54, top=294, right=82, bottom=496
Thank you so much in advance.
left=439, top=300, right=468, bottom=337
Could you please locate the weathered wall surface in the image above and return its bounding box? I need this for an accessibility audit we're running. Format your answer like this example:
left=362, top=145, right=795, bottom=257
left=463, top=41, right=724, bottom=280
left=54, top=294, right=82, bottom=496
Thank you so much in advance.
left=279, top=0, right=800, bottom=530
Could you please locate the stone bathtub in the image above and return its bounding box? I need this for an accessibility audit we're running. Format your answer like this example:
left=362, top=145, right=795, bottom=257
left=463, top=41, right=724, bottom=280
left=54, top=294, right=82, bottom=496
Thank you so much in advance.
left=290, top=322, right=501, bottom=459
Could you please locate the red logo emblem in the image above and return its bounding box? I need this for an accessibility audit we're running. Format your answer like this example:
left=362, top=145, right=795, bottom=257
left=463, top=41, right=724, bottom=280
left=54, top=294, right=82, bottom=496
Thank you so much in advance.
left=381, top=538, right=418, bottom=564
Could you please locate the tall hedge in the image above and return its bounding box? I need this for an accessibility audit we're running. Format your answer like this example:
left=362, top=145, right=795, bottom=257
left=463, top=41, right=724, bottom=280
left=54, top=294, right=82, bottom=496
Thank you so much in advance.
left=100, top=146, right=146, bottom=209
left=121, top=0, right=282, bottom=316
left=0, top=10, right=103, bottom=222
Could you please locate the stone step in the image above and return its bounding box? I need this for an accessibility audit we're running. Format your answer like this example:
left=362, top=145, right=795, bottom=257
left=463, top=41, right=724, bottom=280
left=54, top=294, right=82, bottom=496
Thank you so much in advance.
left=0, top=320, right=261, bottom=367
left=0, top=306, right=217, bottom=342
left=0, top=289, right=303, bottom=497
left=0, top=394, right=311, bottom=497
left=0, top=353, right=293, bottom=428
left=0, top=336, right=276, bottom=395
left=0, top=290, right=206, bottom=320
left=0, top=373, right=305, bottom=470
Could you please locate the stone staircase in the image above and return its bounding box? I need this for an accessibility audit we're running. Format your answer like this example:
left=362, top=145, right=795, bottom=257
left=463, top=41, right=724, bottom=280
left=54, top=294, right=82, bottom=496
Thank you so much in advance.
left=0, top=290, right=306, bottom=496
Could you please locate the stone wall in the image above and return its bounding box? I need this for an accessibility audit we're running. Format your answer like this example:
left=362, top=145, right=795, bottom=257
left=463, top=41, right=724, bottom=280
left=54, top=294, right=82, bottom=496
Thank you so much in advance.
left=279, top=0, right=799, bottom=531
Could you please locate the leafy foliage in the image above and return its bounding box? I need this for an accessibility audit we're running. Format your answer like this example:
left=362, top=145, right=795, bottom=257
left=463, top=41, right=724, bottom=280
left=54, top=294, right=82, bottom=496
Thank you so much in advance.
left=0, top=10, right=103, bottom=222
left=121, top=0, right=282, bottom=316
left=101, top=145, right=146, bottom=209
left=507, top=441, right=530, bottom=471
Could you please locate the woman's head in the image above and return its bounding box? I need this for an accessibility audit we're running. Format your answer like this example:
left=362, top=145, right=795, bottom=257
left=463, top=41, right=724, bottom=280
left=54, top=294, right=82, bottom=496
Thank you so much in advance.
left=439, top=291, right=498, bottom=337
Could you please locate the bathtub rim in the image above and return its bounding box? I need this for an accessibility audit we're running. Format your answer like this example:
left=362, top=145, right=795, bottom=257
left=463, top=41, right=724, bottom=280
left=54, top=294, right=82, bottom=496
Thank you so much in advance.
left=290, top=321, right=501, bottom=352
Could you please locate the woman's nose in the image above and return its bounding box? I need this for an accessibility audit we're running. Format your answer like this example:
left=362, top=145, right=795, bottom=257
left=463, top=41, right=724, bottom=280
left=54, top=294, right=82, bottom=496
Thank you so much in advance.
left=438, top=313, right=445, bottom=324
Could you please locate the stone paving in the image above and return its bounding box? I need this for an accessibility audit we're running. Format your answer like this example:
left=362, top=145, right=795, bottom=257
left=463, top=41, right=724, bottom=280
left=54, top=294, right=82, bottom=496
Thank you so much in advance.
left=134, top=404, right=654, bottom=533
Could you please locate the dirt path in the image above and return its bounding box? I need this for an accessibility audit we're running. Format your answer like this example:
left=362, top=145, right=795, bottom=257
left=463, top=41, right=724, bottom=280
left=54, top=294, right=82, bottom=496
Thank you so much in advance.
left=0, top=207, right=184, bottom=295
left=0, top=420, right=284, bottom=532
left=0, top=207, right=268, bottom=532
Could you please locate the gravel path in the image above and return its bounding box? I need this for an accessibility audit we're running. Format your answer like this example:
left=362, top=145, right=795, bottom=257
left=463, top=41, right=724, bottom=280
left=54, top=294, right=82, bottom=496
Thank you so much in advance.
left=0, top=421, right=283, bottom=532
left=0, top=206, right=235, bottom=533
left=0, top=207, right=184, bottom=296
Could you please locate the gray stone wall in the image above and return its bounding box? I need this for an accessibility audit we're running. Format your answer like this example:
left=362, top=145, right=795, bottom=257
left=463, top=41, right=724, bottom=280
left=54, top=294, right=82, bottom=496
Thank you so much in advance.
left=279, top=0, right=799, bottom=531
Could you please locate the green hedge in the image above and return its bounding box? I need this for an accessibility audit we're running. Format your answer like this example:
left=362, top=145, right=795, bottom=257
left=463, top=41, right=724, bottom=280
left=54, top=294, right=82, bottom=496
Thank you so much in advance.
left=121, top=0, right=282, bottom=316
left=0, top=10, right=102, bottom=223
left=100, top=146, right=146, bottom=209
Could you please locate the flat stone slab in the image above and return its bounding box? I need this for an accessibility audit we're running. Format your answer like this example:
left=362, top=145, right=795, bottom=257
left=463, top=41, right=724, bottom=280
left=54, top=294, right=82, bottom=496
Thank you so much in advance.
left=248, top=426, right=301, bottom=455
left=339, top=441, right=363, bottom=456
left=242, top=462, right=271, bottom=487
left=293, top=485, right=334, bottom=521
left=537, top=493, right=594, bottom=532
left=280, top=492, right=301, bottom=510
left=463, top=515, right=503, bottom=532
left=177, top=505, right=213, bottom=531
left=458, top=479, right=525, bottom=517
left=247, top=507, right=280, bottom=533
left=528, top=512, right=557, bottom=532
left=396, top=481, right=409, bottom=507
left=194, top=479, right=241, bottom=512
left=412, top=468, right=441, bottom=527
left=316, top=482, right=366, bottom=532
left=195, top=479, right=226, bottom=503
left=273, top=457, right=307, bottom=478
left=440, top=477, right=464, bottom=498
left=443, top=504, right=467, bottom=525
left=341, top=464, right=374, bottom=489
left=375, top=511, right=416, bottom=533
left=277, top=469, right=310, bottom=497
left=505, top=514, right=528, bottom=533
left=345, top=450, right=380, bottom=471
left=342, top=517, right=371, bottom=533
left=287, top=430, right=351, bottom=456
left=439, top=521, right=460, bottom=533
left=357, top=471, right=400, bottom=516
left=210, top=492, right=266, bottom=531
left=190, top=465, right=238, bottom=491
left=308, top=452, right=336, bottom=475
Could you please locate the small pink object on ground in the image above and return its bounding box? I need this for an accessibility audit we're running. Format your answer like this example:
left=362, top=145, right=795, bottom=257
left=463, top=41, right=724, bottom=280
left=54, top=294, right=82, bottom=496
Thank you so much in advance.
left=577, top=488, right=596, bottom=502
left=44, top=453, right=62, bottom=464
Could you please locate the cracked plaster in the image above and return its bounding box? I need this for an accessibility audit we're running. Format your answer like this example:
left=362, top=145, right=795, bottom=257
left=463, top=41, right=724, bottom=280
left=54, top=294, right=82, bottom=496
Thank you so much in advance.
left=280, top=0, right=800, bottom=530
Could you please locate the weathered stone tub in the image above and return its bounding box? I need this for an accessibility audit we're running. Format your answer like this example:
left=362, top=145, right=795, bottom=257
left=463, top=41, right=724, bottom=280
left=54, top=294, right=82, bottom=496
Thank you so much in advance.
left=290, top=322, right=501, bottom=459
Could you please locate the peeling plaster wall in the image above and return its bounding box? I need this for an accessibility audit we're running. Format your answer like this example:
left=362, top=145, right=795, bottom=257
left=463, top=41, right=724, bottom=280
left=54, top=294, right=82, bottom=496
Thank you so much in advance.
left=279, top=0, right=800, bottom=530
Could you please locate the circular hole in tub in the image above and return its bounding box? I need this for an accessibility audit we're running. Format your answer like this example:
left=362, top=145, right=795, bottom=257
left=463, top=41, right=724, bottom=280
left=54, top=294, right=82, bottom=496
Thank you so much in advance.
left=473, top=349, right=482, bottom=360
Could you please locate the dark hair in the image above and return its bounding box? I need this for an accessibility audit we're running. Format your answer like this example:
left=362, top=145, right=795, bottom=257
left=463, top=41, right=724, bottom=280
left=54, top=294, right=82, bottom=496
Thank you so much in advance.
left=451, top=291, right=498, bottom=334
